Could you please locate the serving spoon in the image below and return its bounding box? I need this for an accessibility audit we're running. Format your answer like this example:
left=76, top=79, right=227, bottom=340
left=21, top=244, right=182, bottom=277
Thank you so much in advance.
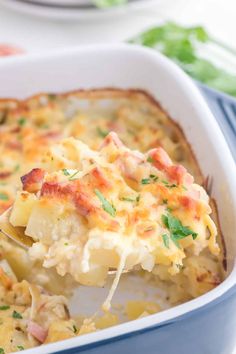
left=0, top=207, right=128, bottom=276
left=0, top=207, right=34, bottom=249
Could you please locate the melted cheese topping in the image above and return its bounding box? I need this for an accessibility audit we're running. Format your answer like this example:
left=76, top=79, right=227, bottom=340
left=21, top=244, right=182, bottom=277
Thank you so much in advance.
left=0, top=90, right=223, bottom=352
left=9, top=132, right=219, bottom=309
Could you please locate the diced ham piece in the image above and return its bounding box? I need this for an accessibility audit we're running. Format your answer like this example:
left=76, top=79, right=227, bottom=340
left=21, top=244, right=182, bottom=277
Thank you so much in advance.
left=41, top=181, right=76, bottom=199
left=148, top=147, right=172, bottom=171
left=21, top=168, right=45, bottom=193
left=166, top=165, right=193, bottom=185
left=28, top=321, right=48, bottom=343
left=41, top=181, right=97, bottom=217
left=117, top=151, right=144, bottom=182
left=0, top=171, right=12, bottom=179
left=100, top=132, right=124, bottom=149
left=74, top=191, right=97, bottom=216
left=179, top=195, right=198, bottom=210
left=6, top=141, right=22, bottom=151
left=90, top=167, right=112, bottom=189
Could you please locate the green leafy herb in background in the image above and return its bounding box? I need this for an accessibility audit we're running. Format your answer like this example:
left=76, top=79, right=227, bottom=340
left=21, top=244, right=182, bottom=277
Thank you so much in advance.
left=93, top=0, right=127, bottom=8
left=130, top=22, right=236, bottom=97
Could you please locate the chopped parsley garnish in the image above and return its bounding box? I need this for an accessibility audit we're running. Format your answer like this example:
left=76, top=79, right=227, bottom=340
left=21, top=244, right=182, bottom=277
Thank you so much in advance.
left=68, top=170, right=80, bottom=181
left=14, top=164, right=20, bottom=172
left=122, top=194, right=140, bottom=203
left=141, top=175, right=158, bottom=185
left=62, top=169, right=70, bottom=176
left=12, top=310, right=23, bottom=319
left=162, top=199, right=168, bottom=204
left=64, top=242, right=68, bottom=246
left=141, top=178, right=151, bottom=185
left=176, top=264, right=184, bottom=270
left=150, top=174, right=158, bottom=181
left=0, top=348, right=5, bottom=354
left=121, top=197, right=136, bottom=202
left=166, top=184, right=177, bottom=189
left=97, top=127, right=109, bottom=138
left=147, top=156, right=154, bottom=163
left=0, top=305, right=10, bottom=310
left=162, top=234, right=170, bottom=249
left=18, top=117, right=26, bottom=126
left=162, top=213, right=197, bottom=248
left=17, top=346, right=24, bottom=351
left=72, top=324, right=77, bottom=333
left=42, top=124, right=49, bottom=129
left=95, top=189, right=116, bottom=217
left=161, top=180, right=177, bottom=188
left=0, top=192, right=9, bottom=201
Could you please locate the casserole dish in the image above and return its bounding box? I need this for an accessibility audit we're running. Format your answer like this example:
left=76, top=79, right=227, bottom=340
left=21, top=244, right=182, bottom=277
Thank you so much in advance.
left=0, top=44, right=235, bottom=354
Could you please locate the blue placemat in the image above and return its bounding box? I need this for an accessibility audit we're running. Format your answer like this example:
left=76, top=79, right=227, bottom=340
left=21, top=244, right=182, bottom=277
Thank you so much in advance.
left=197, top=82, right=236, bottom=160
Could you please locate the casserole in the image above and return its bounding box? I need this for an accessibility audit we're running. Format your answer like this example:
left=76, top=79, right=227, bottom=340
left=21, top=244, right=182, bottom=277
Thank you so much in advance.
left=0, top=44, right=235, bottom=354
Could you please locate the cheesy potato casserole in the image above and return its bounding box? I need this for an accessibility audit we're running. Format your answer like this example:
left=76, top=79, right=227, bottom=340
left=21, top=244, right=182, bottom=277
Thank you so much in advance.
left=0, top=90, right=223, bottom=353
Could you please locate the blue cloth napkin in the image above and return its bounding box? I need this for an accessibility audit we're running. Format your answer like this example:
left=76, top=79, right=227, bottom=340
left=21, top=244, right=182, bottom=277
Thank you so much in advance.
left=197, top=82, right=236, bottom=160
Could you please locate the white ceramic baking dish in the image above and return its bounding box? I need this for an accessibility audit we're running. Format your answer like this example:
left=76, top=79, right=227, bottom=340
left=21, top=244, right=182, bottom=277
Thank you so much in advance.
left=0, top=44, right=235, bottom=354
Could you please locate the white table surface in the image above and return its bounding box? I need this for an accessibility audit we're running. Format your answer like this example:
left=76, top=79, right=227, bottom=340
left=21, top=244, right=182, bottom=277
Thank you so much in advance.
left=0, top=0, right=235, bottom=56
left=0, top=0, right=235, bottom=352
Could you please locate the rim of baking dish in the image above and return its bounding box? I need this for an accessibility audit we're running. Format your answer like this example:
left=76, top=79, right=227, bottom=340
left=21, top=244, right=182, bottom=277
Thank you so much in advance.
left=0, top=44, right=236, bottom=353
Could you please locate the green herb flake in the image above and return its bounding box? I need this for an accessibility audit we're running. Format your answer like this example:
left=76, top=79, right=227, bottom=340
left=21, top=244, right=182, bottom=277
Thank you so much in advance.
left=18, top=117, right=26, bottom=126
left=147, top=156, right=154, bottom=163
left=93, top=0, right=127, bottom=8
left=162, top=213, right=198, bottom=248
left=150, top=174, right=158, bottom=181
left=162, top=234, right=170, bottom=249
left=95, top=189, right=116, bottom=217
left=136, top=195, right=140, bottom=203
left=166, top=184, right=177, bottom=189
left=162, top=199, right=168, bottom=205
left=64, top=242, right=69, bottom=246
left=72, top=324, right=77, bottom=333
left=97, top=127, right=109, bottom=138
left=176, top=264, right=184, bottom=270
left=69, top=170, right=80, bottom=181
left=12, top=310, right=23, bottom=319
left=141, top=178, right=151, bottom=185
left=42, top=124, right=49, bottom=129
left=0, top=348, right=5, bottom=354
left=17, top=346, right=24, bottom=351
left=161, top=180, right=177, bottom=188
left=0, top=192, right=9, bottom=201
left=14, top=164, right=20, bottom=173
left=121, top=197, right=136, bottom=202
left=0, top=305, right=10, bottom=310
left=62, top=169, right=70, bottom=176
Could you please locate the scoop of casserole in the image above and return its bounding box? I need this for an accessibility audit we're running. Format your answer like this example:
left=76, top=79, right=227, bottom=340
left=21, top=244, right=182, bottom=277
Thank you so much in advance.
left=9, top=132, right=220, bottom=310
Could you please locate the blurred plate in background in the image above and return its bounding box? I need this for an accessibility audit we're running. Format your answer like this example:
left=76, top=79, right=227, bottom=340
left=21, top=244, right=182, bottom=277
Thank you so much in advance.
left=0, top=0, right=159, bottom=20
